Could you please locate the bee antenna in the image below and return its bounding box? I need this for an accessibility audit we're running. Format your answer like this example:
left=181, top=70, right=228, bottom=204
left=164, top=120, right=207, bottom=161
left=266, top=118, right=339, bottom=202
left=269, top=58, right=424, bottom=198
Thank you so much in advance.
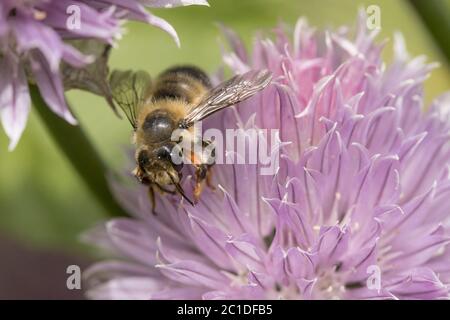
left=174, top=182, right=194, bottom=206
left=166, top=171, right=194, bottom=206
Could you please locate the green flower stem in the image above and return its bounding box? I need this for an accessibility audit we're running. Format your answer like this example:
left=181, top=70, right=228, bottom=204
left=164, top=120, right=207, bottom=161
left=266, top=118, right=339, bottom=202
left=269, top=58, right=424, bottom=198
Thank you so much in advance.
left=30, top=85, right=126, bottom=218
left=408, top=0, right=450, bottom=64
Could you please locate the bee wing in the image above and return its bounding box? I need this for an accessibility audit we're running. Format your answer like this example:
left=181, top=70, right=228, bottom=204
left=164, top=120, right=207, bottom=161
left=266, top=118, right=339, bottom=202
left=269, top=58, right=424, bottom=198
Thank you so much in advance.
left=110, top=69, right=152, bottom=130
left=181, top=69, right=272, bottom=128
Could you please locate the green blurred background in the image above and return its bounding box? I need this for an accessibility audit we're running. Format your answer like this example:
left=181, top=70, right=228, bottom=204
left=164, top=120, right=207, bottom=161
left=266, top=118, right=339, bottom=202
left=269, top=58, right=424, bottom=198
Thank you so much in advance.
left=1, top=0, right=450, bottom=257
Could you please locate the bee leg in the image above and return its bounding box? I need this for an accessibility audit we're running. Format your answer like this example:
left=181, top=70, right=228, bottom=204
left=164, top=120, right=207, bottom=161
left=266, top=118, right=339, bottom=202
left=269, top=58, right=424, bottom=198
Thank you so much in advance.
left=194, top=164, right=211, bottom=202
left=148, top=186, right=157, bottom=215
left=201, top=140, right=216, bottom=190
left=205, top=165, right=215, bottom=190
left=193, top=183, right=203, bottom=203
left=155, top=183, right=176, bottom=195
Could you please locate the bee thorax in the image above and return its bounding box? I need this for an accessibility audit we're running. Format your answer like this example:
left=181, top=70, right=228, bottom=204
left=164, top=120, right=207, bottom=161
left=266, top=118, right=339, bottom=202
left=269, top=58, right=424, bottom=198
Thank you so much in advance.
left=141, top=110, right=176, bottom=143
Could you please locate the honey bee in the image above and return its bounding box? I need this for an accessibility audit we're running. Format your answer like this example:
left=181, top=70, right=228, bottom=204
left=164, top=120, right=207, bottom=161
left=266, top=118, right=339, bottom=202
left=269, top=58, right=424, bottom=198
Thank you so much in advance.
left=110, top=65, right=272, bottom=210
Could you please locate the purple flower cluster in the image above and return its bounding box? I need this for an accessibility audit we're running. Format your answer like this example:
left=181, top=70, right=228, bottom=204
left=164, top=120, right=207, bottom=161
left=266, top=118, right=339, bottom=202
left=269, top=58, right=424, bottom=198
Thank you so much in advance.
left=83, top=14, right=450, bottom=299
left=0, top=0, right=208, bottom=150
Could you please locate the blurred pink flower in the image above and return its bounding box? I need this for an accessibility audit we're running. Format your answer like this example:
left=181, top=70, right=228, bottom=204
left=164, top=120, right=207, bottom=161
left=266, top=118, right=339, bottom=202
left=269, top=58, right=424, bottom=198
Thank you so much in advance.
left=84, top=14, right=450, bottom=299
left=0, top=0, right=208, bottom=150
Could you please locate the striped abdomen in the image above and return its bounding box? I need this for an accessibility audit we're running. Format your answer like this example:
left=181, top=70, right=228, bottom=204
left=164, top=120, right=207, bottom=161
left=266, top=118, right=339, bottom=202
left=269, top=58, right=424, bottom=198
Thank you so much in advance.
left=152, top=65, right=211, bottom=105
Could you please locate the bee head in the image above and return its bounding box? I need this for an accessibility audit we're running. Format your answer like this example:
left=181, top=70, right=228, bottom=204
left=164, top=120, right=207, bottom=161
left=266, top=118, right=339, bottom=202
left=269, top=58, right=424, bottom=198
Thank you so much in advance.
left=135, top=143, right=183, bottom=186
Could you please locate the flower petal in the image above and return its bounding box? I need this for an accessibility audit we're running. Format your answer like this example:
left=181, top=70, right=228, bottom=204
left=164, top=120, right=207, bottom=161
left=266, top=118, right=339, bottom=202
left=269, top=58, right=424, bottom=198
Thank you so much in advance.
left=0, top=53, right=31, bottom=151
left=142, top=0, right=210, bottom=8
left=29, top=51, right=77, bottom=125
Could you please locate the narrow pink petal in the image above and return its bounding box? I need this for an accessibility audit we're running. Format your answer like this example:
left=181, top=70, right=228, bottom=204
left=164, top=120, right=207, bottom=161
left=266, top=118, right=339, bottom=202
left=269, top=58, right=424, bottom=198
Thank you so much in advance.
left=0, top=54, right=31, bottom=151
left=156, top=259, right=228, bottom=288
left=386, top=268, right=448, bottom=300
left=142, top=0, right=210, bottom=8
left=313, top=225, right=350, bottom=268
left=29, top=51, right=77, bottom=125
left=85, top=277, right=166, bottom=300
left=106, top=219, right=158, bottom=266
left=13, top=16, right=63, bottom=72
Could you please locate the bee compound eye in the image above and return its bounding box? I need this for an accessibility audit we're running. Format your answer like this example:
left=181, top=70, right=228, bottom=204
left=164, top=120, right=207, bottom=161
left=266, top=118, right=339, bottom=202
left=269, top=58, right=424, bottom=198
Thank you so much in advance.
left=138, top=151, right=150, bottom=168
left=156, top=145, right=172, bottom=160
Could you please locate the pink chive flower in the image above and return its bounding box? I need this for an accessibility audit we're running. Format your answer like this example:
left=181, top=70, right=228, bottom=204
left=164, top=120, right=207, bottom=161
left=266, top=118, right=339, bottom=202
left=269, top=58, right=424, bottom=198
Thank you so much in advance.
left=0, top=0, right=209, bottom=150
left=83, top=13, right=450, bottom=299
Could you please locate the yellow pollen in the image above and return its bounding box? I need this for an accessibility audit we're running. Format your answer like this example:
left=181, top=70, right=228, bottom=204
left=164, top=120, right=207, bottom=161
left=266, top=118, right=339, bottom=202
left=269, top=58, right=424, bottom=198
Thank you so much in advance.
left=33, top=10, right=47, bottom=21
